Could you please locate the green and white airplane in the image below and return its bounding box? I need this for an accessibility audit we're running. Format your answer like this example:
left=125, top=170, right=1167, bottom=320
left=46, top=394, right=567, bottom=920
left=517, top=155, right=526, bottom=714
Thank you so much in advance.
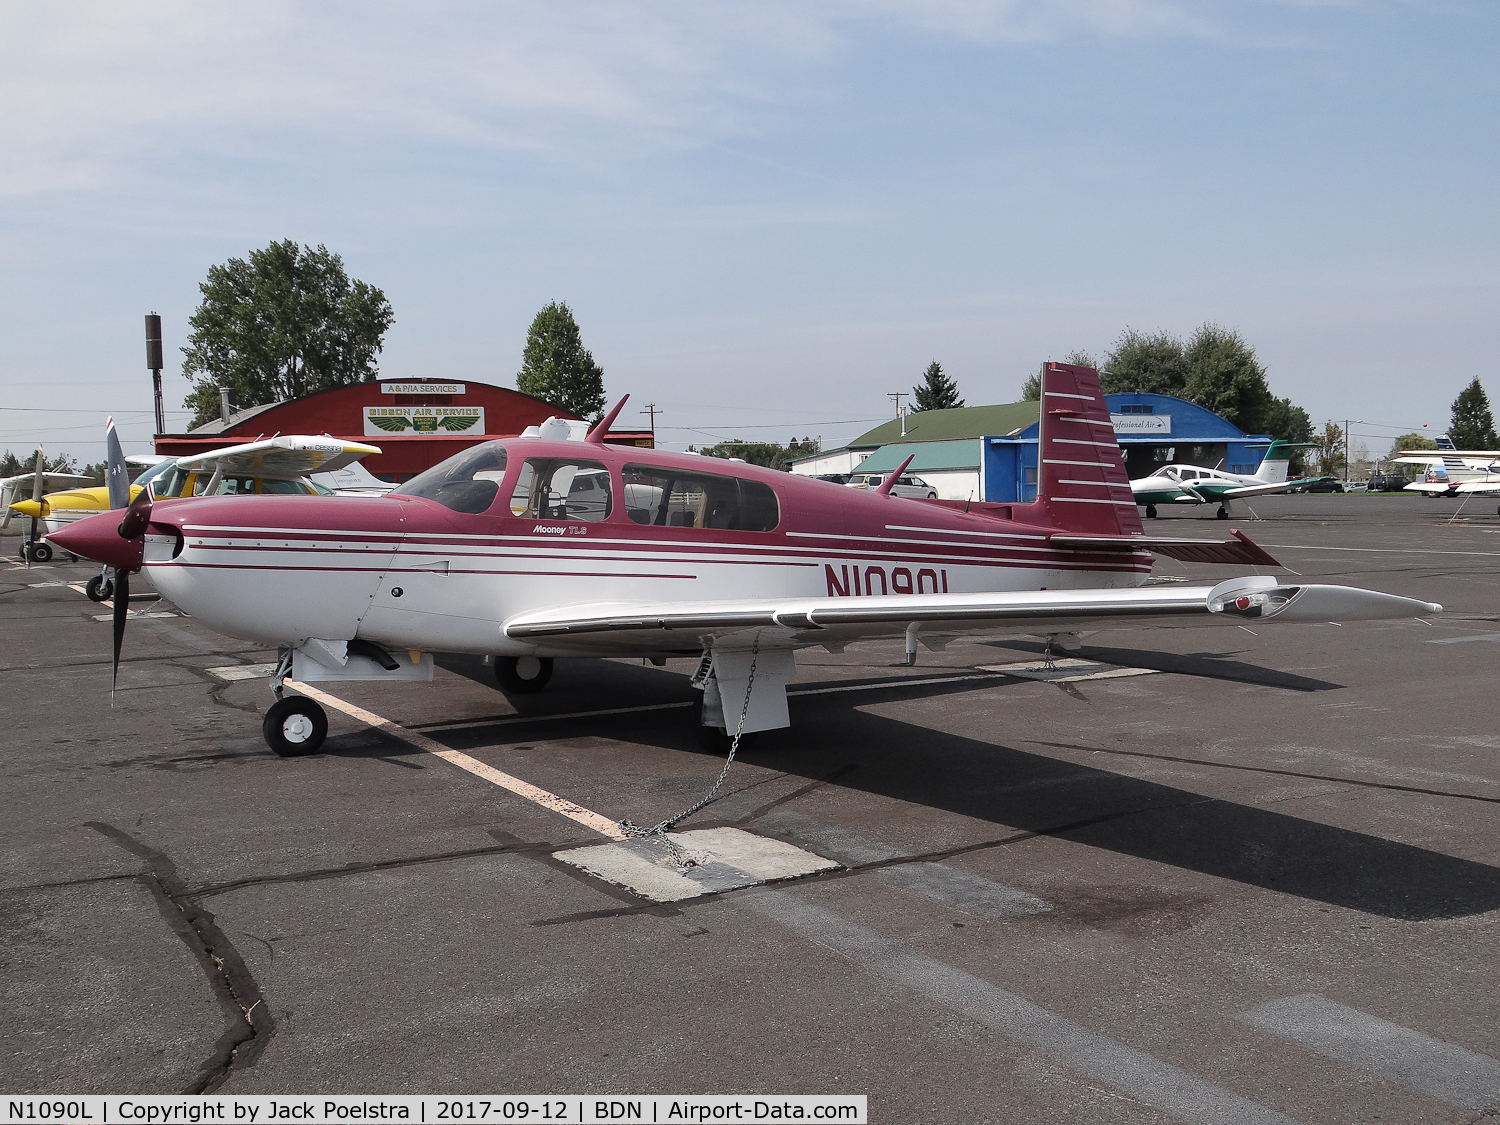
left=1130, top=441, right=1324, bottom=519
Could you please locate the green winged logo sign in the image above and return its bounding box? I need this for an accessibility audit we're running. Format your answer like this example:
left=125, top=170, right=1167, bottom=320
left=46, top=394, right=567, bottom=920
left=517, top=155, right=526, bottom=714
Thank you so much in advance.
left=364, top=407, right=484, bottom=436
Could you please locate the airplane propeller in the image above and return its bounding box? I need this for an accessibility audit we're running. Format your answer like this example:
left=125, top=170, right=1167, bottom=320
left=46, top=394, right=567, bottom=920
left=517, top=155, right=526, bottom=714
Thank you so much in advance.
left=108, top=483, right=154, bottom=698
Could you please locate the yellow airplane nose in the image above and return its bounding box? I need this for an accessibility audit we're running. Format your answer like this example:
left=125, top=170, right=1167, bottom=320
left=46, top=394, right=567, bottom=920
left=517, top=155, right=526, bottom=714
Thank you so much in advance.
left=9, top=499, right=44, bottom=518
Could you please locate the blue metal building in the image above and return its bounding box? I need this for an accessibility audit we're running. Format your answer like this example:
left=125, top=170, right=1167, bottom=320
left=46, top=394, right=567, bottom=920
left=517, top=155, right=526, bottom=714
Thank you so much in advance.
left=982, top=393, right=1274, bottom=503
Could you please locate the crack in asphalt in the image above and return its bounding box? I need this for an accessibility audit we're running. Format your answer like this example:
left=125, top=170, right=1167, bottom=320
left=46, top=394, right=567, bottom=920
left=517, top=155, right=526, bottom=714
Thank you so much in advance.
left=1028, top=740, right=1500, bottom=805
left=85, top=822, right=273, bottom=1093
left=189, top=840, right=554, bottom=899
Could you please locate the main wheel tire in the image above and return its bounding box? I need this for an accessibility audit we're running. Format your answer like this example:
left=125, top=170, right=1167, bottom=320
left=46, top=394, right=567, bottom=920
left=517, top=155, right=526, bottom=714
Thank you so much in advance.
left=1145, top=505, right=1158, bottom=519
left=1216, top=507, right=1229, bottom=520
left=28, top=542, right=52, bottom=562
left=85, top=574, right=115, bottom=602
left=692, top=693, right=759, bottom=754
left=263, top=696, right=328, bottom=757
left=494, top=655, right=554, bottom=693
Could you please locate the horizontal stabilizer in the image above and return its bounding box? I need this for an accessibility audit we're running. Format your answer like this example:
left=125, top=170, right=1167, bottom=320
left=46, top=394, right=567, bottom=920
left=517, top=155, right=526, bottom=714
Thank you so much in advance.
left=1050, top=529, right=1281, bottom=567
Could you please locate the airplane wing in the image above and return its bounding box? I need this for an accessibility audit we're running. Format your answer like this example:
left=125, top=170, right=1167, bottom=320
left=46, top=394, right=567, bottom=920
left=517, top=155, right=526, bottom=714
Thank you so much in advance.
left=1454, top=479, right=1500, bottom=495
left=1222, top=478, right=1320, bottom=499
left=175, top=436, right=382, bottom=479
left=502, top=576, right=1439, bottom=653
left=1404, top=481, right=1453, bottom=494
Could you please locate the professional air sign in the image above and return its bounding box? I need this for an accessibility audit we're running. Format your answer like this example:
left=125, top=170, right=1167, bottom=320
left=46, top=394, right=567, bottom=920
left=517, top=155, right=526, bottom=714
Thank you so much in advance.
left=364, top=406, right=484, bottom=435
left=1110, top=414, right=1172, bottom=434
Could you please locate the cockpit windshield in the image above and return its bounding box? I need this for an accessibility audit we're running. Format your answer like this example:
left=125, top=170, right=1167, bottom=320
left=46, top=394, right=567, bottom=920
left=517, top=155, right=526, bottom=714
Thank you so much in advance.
left=392, top=442, right=509, bottom=513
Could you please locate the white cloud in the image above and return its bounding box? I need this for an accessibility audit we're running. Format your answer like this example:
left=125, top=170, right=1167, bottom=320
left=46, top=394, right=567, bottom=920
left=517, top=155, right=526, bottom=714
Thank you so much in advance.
left=2, top=0, right=1328, bottom=200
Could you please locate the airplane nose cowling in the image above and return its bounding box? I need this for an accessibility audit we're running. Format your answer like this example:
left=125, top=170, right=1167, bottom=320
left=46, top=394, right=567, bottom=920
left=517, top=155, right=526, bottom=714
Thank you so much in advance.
left=46, top=509, right=145, bottom=570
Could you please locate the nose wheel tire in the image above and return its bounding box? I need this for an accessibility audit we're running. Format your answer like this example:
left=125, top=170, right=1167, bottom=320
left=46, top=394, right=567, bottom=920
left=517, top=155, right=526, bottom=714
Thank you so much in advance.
left=24, top=542, right=53, bottom=562
left=85, top=574, right=115, bottom=602
left=263, top=696, right=328, bottom=757
left=494, top=655, right=554, bottom=694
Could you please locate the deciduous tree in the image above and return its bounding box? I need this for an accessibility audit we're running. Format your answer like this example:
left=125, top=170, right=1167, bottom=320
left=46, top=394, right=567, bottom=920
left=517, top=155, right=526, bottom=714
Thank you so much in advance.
left=181, top=240, right=394, bottom=429
left=516, top=301, right=606, bottom=420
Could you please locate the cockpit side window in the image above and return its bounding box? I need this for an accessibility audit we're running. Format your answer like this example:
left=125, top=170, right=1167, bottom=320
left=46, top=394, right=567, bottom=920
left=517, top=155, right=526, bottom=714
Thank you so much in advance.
left=392, top=442, right=509, bottom=513
left=622, top=464, right=779, bottom=531
left=510, top=459, right=612, bottom=522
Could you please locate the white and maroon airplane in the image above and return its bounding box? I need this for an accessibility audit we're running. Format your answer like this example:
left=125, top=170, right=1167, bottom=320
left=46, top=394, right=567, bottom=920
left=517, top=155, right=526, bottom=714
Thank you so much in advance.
left=49, top=363, right=1440, bottom=757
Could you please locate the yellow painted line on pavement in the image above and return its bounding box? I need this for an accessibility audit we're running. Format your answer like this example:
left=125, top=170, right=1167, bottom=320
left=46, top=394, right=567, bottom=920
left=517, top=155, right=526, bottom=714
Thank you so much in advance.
left=286, top=680, right=624, bottom=840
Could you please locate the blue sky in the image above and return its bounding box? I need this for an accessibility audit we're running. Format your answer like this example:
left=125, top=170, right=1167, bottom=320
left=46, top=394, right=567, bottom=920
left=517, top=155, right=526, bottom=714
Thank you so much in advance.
left=2, top=1, right=1495, bottom=463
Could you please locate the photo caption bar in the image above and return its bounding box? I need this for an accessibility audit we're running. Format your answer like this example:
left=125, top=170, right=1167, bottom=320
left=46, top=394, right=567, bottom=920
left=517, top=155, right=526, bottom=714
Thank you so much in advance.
left=0, top=1096, right=867, bottom=1125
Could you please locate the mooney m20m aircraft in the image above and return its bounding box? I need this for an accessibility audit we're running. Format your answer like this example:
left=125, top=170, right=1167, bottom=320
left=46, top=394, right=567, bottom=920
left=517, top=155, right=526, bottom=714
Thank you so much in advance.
left=50, top=364, right=1439, bottom=758
left=1129, top=441, right=1323, bottom=520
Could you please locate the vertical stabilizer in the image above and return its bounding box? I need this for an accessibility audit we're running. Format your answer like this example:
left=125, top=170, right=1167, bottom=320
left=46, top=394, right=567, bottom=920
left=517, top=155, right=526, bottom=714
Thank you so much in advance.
left=1254, top=440, right=1294, bottom=484
left=1017, top=362, right=1142, bottom=535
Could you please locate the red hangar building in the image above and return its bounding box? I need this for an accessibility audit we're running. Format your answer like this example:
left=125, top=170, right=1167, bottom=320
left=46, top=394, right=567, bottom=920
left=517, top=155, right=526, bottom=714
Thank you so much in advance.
left=154, top=379, right=654, bottom=482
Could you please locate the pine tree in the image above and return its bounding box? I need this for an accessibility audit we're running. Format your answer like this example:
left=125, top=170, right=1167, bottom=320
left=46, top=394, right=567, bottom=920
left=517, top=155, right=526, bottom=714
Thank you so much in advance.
left=912, top=361, right=964, bottom=412
left=516, top=301, right=606, bottom=420
left=1449, top=377, right=1499, bottom=449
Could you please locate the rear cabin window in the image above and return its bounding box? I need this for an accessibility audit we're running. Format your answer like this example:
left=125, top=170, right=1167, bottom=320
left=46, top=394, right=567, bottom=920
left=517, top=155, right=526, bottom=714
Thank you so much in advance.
left=392, top=442, right=509, bottom=513
left=622, top=464, right=779, bottom=531
left=510, top=459, right=612, bottom=522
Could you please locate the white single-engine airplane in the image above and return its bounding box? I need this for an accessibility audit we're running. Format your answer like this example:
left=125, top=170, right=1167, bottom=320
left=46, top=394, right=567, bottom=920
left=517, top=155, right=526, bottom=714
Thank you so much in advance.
left=1395, top=434, right=1500, bottom=510
left=49, top=363, right=1440, bottom=758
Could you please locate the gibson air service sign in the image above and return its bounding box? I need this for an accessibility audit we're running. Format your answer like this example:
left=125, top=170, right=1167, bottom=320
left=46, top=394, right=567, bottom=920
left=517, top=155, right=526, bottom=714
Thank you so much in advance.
left=364, top=406, right=485, bottom=435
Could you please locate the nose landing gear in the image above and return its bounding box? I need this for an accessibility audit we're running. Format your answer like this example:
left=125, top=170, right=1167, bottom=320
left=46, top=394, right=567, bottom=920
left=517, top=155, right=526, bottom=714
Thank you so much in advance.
left=263, top=695, right=328, bottom=757
left=262, top=647, right=328, bottom=756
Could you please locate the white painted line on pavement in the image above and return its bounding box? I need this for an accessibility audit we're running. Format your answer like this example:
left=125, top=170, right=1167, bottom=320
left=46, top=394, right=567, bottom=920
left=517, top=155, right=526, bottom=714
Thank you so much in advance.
left=286, top=680, right=626, bottom=840
left=738, top=889, right=1300, bottom=1125
left=1239, top=993, right=1500, bottom=1112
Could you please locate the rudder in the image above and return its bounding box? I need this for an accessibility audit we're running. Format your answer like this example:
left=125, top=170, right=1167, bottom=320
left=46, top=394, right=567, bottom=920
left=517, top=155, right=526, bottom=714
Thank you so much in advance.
left=1017, top=362, right=1142, bottom=536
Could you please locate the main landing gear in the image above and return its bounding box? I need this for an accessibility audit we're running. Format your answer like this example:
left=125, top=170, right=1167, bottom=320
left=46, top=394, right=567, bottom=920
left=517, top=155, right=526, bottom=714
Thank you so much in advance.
left=494, top=655, right=554, bottom=693
left=1217, top=505, right=1230, bottom=520
left=262, top=648, right=328, bottom=757
left=1144, top=504, right=1158, bottom=519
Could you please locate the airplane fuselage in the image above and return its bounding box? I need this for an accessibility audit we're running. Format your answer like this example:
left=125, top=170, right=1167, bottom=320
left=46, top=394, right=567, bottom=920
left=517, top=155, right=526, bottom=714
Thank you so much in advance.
left=136, top=437, right=1154, bottom=659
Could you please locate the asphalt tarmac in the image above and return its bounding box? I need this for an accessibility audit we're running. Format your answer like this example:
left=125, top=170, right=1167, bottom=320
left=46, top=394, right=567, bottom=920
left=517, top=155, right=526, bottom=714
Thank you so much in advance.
left=2, top=493, right=1497, bottom=1123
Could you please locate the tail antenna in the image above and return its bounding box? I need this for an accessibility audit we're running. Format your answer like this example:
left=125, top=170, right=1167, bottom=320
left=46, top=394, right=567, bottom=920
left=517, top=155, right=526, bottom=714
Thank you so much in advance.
left=586, top=395, right=631, bottom=444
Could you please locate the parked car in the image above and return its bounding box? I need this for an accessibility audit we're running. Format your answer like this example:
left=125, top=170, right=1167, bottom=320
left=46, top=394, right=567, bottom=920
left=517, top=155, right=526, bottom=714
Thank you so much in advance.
left=1366, top=471, right=1412, bottom=492
left=846, top=472, right=939, bottom=499
left=814, top=473, right=850, bottom=485
left=1299, top=478, right=1346, bottom=493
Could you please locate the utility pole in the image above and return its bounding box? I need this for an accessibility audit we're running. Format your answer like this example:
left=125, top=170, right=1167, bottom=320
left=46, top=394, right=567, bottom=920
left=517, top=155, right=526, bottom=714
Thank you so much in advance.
left=145, top=313, right=165, bottom=437
left=888, top=392, right=908, bottom=437
left=640, top=402, right=661, bottom=436
left=1344, top=418, right=1363, bottom=481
